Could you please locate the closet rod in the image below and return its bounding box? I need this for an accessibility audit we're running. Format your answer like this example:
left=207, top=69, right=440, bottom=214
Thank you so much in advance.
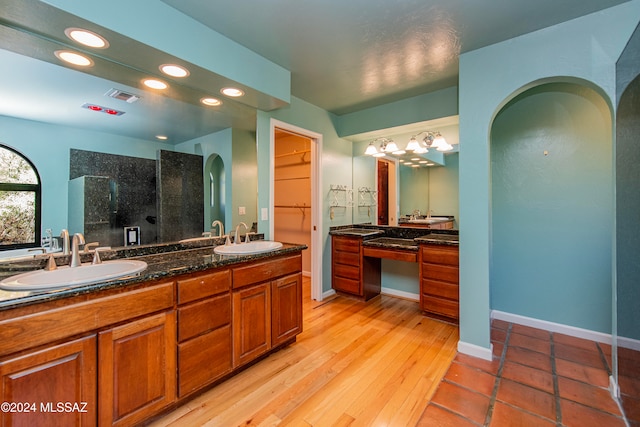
left=274, top=149, right=311, bottom=159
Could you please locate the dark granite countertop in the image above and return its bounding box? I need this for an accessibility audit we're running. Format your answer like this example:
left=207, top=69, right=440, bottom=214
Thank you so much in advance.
left=362, top=237, right=419, bottom=251
left=330, top=224, right=459, bottom=248
left=0, top=241, right=306, bottom=311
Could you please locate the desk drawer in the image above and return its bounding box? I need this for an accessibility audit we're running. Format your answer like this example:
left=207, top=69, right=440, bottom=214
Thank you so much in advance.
left=333, top=276, right=361, bottom=295
left=421, top=264, right=458, bottom=284
left=333, top=250, right=359, bottom=267
left=421, top=246, right=459, bottom=266
left=333, top=237, right=360, bottom=253
left=422, top=295, right=459, bottom=319
left=422, top=279, right=458, bottom=301
left=334, top=263, right=359, bottom=280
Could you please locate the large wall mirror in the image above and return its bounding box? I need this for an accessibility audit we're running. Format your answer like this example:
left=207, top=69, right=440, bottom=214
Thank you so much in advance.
left=350, top=119, right=460, bottom=228
left=0, top=1, right=263, bottom=250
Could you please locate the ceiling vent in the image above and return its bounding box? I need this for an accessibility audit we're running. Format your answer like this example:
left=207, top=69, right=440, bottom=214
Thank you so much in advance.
left=105, top=88, right=140, bottom=103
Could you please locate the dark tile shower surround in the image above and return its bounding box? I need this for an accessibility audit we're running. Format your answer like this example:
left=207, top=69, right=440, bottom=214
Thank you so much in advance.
left=69, top=149, right=203, bottom=247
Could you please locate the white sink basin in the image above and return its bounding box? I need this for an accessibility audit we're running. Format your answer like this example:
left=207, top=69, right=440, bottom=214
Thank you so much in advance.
left=214, top=241, right=283, bottom=255
left=0, top=260, right=148, bottom=291
left=408, top=217, right=450, bottom=224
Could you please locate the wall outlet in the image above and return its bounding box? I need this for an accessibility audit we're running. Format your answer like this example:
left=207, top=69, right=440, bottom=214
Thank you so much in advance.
left=261, top=208, right=268, bottom=220
left=238, top=206, right=246, bottom=215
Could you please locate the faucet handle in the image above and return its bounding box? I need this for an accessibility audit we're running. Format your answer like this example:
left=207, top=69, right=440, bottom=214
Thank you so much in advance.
left=244, top=232, right=256, bottom=243
left=84, top=242, right=99, bottom=253
left=44, top=254, right=57, bottom=271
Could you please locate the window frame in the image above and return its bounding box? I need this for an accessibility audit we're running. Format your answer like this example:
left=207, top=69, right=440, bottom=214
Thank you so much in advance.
left=0, top=144, right=42, bottom=251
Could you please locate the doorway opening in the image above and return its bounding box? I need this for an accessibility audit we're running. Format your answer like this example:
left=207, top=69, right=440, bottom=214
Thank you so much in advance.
left=376, top=158, right=397, bottom=226
left=270, top=119, right=322, bottom=301
left=204, top=154, right=225, bottom=232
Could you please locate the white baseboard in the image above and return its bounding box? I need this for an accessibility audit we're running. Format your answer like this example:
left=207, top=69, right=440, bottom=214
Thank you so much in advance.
left=321, top=289, right=336, bottom=301
left=616, top=335, right=640, bottom=352
left=458, top=341, right=494, bottom=361
left=491, top=310, right=612, bottom=345
left=381, top=287, right=419, bottom=301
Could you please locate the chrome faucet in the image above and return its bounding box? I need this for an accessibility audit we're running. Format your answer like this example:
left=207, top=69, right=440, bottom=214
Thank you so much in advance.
left=211, top=220, right=224, bottom=237
left=60, top=229, right=70, bottom=255
left=234, top=222, right=248, bottom=244
left=69, top=233, right=85, bottom=268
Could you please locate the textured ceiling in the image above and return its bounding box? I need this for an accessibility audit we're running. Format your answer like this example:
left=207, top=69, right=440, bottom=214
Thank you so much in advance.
left=161, top=0, right=630, bottom=115
left=0, top=0, right=631, bottom=144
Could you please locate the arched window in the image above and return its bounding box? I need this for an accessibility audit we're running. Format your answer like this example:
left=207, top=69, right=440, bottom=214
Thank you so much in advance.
left=0, top=144, right=41, bottom=250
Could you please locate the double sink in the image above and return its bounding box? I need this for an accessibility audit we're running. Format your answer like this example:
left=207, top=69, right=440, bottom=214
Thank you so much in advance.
left=0, top=240, right=284, bottom=292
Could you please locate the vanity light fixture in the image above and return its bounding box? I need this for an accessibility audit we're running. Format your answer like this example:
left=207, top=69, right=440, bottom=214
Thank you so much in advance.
left=55, top=50, right=92, bottom=67
left=160, top=64, right=189, bottom=78
left=221, top=87, right=244, bottom=97
left=365, top=137, right=398, bottom=157
left=409, top=131, right=453, bottom=152
left=143, top=79, right=168, bottom=90
left=201, top=97, right=222, bottom=106
left=65, top=28, right=109, bottom=49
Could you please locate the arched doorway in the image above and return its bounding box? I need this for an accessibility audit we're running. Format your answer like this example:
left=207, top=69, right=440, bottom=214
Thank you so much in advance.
left=205, top=154, right=225, bottom=232
left=490, top=82, right=613, bottom=331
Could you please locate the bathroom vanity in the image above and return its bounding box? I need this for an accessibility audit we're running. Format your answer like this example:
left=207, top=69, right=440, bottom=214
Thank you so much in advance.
left=0, top=240, right=305, bottom=426
left=330, top=226, right=459, bottom=323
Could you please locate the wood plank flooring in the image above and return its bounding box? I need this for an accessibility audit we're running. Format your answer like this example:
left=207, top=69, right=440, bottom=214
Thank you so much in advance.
left=149, top=278, right=458, bottom=426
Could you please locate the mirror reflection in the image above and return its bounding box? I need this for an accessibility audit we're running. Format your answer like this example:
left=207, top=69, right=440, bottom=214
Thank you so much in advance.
left=351, top=123, right=460, bottom=229
left=0, top=11, right=260, bottom=255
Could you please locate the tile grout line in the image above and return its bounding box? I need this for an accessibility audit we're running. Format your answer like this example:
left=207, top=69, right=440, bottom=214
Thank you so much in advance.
left=483, top=323, right=511, bottom=427
left=550, top=333, right=563, bottom=426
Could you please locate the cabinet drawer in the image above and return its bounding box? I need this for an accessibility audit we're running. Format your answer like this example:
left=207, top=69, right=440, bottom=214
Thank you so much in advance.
left=333, top=276, right=361, bottom=295
left=333, top=237, right=360, bottom=253
left=178, top=325, right=231, bottom=397
left=232, top=255, right=301, bottom=289
left=177, top=269, right=230, bottom=304
left=421, top=295, right=459, bottom=319
left=422, top=279, right=459, bottom=301
left=333, top=263, right=360, bottom=280
left=421, top=246, right=459, bottom=266
left=422, top=264, right=459, bottom=284
left=177, top=294, right=231, bottom=342
left=333, top=250, right=359, bottom=267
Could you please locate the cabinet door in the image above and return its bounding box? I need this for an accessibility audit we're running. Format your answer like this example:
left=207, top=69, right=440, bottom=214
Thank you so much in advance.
left=98, top=311, right=176, bottom=427
left=0, top=335, right=96, bottom=427
left=271, top=273, right=302, bottom=347
left=232, top=283, right=271, bottom=367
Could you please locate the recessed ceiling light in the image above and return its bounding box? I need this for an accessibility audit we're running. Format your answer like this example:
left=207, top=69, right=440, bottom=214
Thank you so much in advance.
left=143, top=79, right=168, bottom=90
left=411, top=164, right=420, bottom=168
left=419, top=160, right=428, bottom=164
left=156, top=135, right=168, bottom=140
left=201, top=97, right=222, bottom=106
left=411, top=157, right=420, bottom=161
left=55, top=50, right=92, bottom=66
left=221, top=87, right=244, bottom=97
left=65, top=28, right=109, bottom=48
left=160, top=64, right=189, bottom=78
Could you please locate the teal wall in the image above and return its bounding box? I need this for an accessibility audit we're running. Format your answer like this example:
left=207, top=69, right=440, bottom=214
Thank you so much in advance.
left=491, top=83, right=612, bottom=333
left=0, top=115, right=172, bottom=235
left=458, top=2, right=640, bottom=352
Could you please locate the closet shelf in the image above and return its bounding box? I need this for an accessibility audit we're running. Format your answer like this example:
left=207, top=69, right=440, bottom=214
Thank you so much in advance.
left=274, top=176, right=310, bottom=181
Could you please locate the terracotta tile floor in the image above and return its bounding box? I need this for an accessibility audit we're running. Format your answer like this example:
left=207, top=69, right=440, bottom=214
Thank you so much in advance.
left=418, top=319, right=633, bottom=426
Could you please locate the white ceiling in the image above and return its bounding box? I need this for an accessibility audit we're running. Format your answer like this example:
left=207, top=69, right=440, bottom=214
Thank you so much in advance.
left=0, top=0, right=630, bottom=144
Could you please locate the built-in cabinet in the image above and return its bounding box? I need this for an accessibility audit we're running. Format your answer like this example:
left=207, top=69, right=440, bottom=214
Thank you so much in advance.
left=331, top=235, right=381, bottom=301
left=331, top=235, right=459, bottom=322
left=98, top=311, right=176, bottom=427
left=0, top=251, right=303, bottom=426
left=419, top=244, right=460, bottom=322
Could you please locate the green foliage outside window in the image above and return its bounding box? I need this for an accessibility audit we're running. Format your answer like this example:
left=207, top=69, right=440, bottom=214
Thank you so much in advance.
left=0, top=146, right=39, bottom=247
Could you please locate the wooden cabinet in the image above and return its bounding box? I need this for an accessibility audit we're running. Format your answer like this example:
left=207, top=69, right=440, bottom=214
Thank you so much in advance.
left=231, top=254, right=302, bottom=367
left=232, top=282, right=271, bottom=367
left=419, top=244, right=459, bottom=322
left=331, top=235, right=381, bottom=300
left=272, top=273, right=303, bottom=347
left=176, top=269, right=232, bottom=397
left=98, top=311, right=176, bottom=427
left=0, top=335, right=96, bottom=427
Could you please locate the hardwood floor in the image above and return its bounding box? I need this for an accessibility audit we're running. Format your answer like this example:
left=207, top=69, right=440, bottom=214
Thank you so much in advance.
left=149, top=277, right=458, bottom=426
